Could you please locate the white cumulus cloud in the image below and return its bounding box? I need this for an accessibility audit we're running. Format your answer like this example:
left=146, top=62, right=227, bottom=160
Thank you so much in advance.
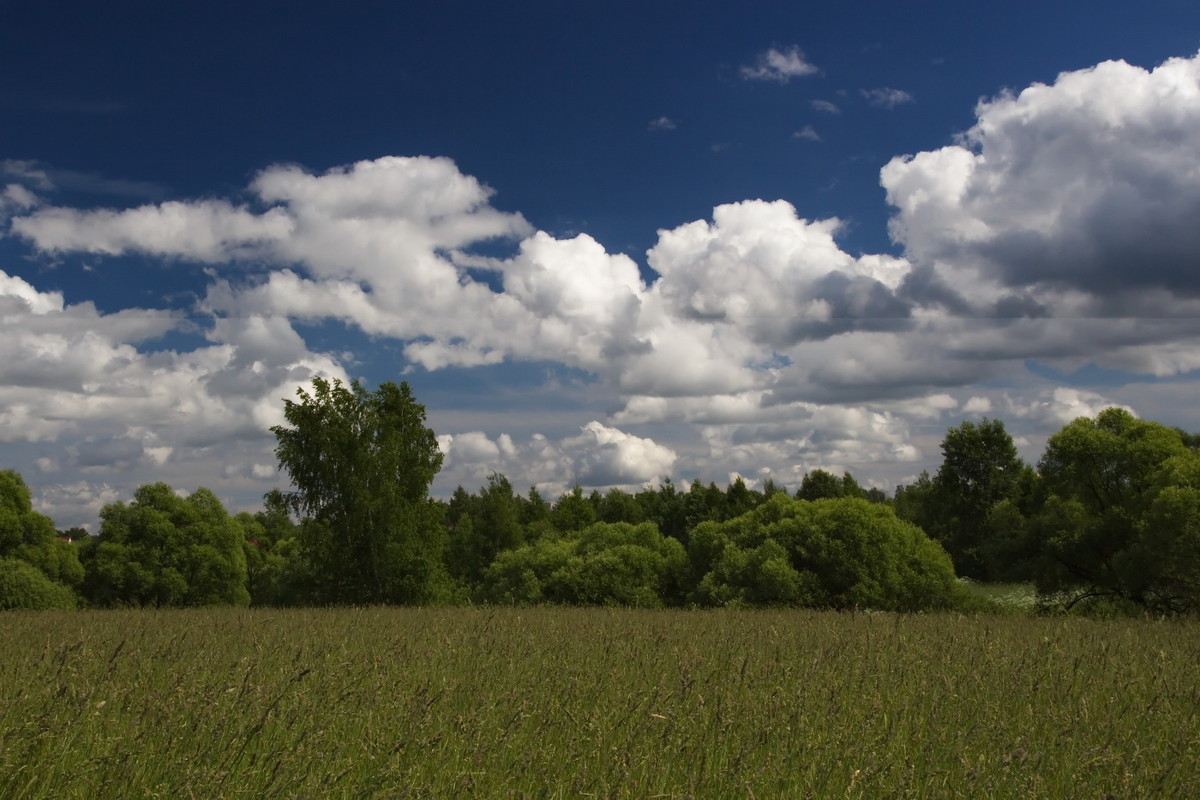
left=741, top=46, right=819, bottom=83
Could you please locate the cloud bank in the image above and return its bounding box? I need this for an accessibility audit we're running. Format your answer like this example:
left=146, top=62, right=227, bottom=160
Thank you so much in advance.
left=6, top=52, right=1200, bottom=525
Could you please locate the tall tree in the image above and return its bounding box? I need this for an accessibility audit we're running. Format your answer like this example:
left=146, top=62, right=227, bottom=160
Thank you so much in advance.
left=446, top=473, right=525, bottom=589
left=929, top=418, right=1028, bottom=579
left=272, top=378, right=450, bottom=604
left=1034, top=408, right=1200, bottom=613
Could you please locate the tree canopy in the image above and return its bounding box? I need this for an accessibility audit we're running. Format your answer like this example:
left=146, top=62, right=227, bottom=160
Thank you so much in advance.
left=271, top=378, right=451, bottom=604
left=689, top=494, right=963, bottom=611
left=79, top=483, right=249, bottom=607
left=1033, top=408, right=1200, bottom=613
left=0, top=469, right=81, bottom=608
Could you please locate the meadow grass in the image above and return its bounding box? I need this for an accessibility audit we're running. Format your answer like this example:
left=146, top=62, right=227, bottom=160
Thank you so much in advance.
left=1, top=607, right=1196, bottom=799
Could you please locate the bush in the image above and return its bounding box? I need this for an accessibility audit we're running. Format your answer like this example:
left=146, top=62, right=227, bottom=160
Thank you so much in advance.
left=689, top=494, right=964, bottom=611
left=0, top=557, right=78, bottom=610
left=482, top=522, right=687, bottom=607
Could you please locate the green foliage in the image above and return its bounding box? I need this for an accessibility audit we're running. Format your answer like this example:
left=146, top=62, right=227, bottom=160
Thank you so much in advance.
left=1034, top=407, right=1200, bottom=614
left=0, top=557, right=78, bottom=609
left=795, top=469, right=866, bottom=502
left=80, top=483, right=250, bottom=607
left=482, top=521, right=687, bottom=607
left=595, top=488, right=644, bottom=524
left=0, top=469, right=83, bottom=607
left=238, top=490, right=307, bottom=606
left=928, top=418, right=1030, bottom=580
left=446, top=473, right=525, bottom=589
left=690, top=494, right=962, bottom=611
left=272, top=378, right=451, bottom=604
left=549, top=484, right=596, bottom=533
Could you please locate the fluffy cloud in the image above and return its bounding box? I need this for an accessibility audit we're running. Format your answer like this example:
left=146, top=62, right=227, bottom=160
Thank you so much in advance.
left=0, top=263, right=346, bottom=525
left=647, top=200, right=911, bottom=349
left=883, top=53, right=1200, bottom=306
left=13, top=201, right=293, bottom=260
left=880, top=52, right=1200, bottom=380
left=740, top=46, right=819, bottom=82
left=8, top=49, right=1200, bottom=525
left=438, top=422, right=676, bottom=493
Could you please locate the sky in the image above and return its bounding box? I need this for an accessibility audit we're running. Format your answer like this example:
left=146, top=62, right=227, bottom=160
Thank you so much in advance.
left=4, top=0, right=1200, bottom=530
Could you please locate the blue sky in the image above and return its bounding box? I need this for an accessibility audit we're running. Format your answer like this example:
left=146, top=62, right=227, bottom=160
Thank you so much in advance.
left=4, top=0, right=1200, bottom=528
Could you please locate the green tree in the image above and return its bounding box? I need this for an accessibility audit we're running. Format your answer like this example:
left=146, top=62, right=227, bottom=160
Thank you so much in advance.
left=80, top=483, right=249, bottom=607
left=482, top=521, right=687, bottom=607
left=689, top=494, right=962, bottom=611
left=446, top=473, right=525, bottom=590
left=0, top=469, right=82, bottom=605
left=0, top=558, right=78, bottom=610
left=271, top=377, right=450, bottom=605
left=238, top=489, right=306, bottom=606
left=550, top=484, right=596, bottom=533
left=1033, top=408, right=1200, bottom=613
left=929, top=418, right=1029, bottom=580
left=796, top=469, right=866, bottom=502
left=596, top=488, right=644, bottom=525
left=635, top=479, right=687, bottom=541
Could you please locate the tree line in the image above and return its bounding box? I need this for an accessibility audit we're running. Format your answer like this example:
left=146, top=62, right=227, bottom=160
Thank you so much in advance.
left=3, top=378, right=1198, bottom=614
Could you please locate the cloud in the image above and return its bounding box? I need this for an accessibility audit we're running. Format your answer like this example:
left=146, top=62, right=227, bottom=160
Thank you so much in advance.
left=13, top=201, right=294, bottom=259
left=648, top=116, right=677, bottom=131
left=811, top=99, right=841, bottom=114
left=31, top=481, right=122, bottom=533
left=646, top=200, right=912, bottom=350
left=793, top=125, right=821, bottom=142
left=437, top=422, right=676, bottom=492
left=0, top=262, right=347, bottom=524
left=741, top=46, right=819, bottom=83
left=1004, top=387, right=1134, bottom=427
left=862, top=88, right=914, bottom=108
left=9, top=50, right=1200, bottom=527
left=881, top=51, right=1200, bottom=375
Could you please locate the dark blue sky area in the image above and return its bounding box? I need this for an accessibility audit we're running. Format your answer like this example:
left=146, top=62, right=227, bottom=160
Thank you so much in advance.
left=5, top=0, right=1198, bottom=273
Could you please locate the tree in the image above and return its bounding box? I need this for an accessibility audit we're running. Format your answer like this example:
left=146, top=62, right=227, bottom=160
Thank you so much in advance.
left=0, top=558, right=78, bottom=610
left=596, top=488, right=644, bottom=525
left=1033, top=408, right=1200, bottom=613
left=689, top=494, right=963, bottom=611
left=80, top=483, right=249, bottom=607
left=238, top=489, right=305, bottom=606
left=796, top=469, right=866, bottom=502
left=550, top=485, right=596, bottom=533
left=482, top=521, right=687, bottom=607
left=0, top=469, right=82, bottom=606
left=271, top=377, right=450, bottom=604
left=928, top=419, right=1029, bottom=580
left=446, top=473, right=525, bottom=590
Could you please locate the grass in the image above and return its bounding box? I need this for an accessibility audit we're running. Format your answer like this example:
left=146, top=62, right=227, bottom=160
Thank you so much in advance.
left=959, top=581, right=1040, bottom=614
left=1, top=607, right=1197, bottom=799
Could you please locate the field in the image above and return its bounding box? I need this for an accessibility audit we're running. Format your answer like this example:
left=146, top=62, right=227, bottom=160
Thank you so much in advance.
left=1, top=608, right=1196, bottom=799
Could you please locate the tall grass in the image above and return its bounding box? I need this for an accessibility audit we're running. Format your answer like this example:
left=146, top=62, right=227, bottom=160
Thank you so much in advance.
left=1, top=608, right=1196, bottom=798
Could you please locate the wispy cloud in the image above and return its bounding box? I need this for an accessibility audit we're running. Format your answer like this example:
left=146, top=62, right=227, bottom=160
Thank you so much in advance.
left=793, top=126, right=821, bottom=142
left=811, top=99, right=841, bottom=115
left=862, top=87, right=914, bottom=109
left=647, top=116, right=677, bottom=132
left=741, top=46, right=819, bottom=83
